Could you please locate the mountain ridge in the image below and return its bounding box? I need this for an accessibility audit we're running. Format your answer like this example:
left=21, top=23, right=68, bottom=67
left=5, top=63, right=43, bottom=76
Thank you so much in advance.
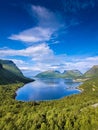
left=35, top=65, right=98, bottom=79
left=35, top=69, right=83, bottom=79
left=83, top=65, right=98, bottom=78
left=0, top=59, right=34, bottom=84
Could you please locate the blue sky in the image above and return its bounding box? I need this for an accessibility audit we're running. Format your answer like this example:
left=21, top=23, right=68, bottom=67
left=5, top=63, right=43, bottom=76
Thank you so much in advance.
left=0, top=0, right=98, bottom=76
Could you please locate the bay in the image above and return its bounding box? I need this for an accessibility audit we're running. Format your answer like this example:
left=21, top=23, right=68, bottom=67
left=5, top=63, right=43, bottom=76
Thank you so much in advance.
left=16, top=78, right=82, bottom=101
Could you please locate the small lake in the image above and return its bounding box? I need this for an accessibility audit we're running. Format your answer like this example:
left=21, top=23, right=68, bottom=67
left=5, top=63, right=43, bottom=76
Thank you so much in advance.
left=16, top=78, right=82, bottom=101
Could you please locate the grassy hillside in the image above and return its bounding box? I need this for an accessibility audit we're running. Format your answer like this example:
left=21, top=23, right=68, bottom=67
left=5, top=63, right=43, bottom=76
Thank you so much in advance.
left=0, top=59, right=34, bottom=84
left=0, top=78, right=98, bottom=130
left=84, top=65, right=98, bottom=78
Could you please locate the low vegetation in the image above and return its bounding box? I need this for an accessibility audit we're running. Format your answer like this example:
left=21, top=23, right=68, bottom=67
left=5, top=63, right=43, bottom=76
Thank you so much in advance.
left=0, top=78, right=98, bottom=130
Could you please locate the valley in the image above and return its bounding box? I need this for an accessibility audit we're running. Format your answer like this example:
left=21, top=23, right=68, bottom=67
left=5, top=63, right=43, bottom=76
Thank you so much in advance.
left=1, top=1, right=98, bottom=129
left=0, top=59, right=98, bottom=129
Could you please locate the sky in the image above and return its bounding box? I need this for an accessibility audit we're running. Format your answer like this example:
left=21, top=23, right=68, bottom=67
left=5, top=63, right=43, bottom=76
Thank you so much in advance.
left=0, top=0, right=98, bottom=76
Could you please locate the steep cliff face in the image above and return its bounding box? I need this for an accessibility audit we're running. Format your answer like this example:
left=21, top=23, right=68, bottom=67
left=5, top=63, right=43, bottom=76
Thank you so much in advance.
left=0, top=59, right=34, bottom=85
left=0, top=60, right=24, bottom=77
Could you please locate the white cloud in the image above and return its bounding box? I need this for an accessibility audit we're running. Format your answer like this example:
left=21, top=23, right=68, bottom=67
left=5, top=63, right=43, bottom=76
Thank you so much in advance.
left=0, top=43, right=53, bottom=58
left=31, top=5, right=62, bottom=28
left=8, top=5, right=62, bottom=43
left=31, top=55, right=98, bottom=73
left=61, top=56, right=98, bottom=73
left=9, top=27, right=55, bottom=43
left=1, top=44, right=98, bottom=75
left=10, top=59, right=25, bottom=64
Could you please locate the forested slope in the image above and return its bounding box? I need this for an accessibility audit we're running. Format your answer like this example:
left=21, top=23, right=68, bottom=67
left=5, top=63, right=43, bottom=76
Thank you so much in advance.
left=0, top=59, right=34, bottom=84
left=0, top=78, right=98, bottom=130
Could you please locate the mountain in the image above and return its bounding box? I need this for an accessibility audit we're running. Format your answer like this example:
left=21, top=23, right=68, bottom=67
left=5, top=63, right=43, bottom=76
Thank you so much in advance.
left=0, top=60, right=24, bottom=77
left=35, top=70, right=61, bottom=78
left=62, top=70, right=83, bottom=78
left=83, top=65, right=98, bottom=78
left=0, top=59, right=34, bottom=84
left=35, top=70, right=82, bottom=79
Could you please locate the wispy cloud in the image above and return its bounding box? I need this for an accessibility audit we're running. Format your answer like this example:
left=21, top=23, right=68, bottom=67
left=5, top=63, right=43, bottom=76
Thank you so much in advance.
left=61, top=56, right=98, bottom=72
left=62, top=0, right=97, bottom=13
left=9, top=27, right=55, bottom=43
left=31, top=5, right=62, bottom=28
left=8, top=5, right=63, bottom=43
left=18, top=55, right=98, bottom=74
left=0, top=43, right=53, bottom=58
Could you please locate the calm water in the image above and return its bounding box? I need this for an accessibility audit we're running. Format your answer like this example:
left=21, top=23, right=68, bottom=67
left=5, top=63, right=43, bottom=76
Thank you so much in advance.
left=16, top=78, right=81, bottom=101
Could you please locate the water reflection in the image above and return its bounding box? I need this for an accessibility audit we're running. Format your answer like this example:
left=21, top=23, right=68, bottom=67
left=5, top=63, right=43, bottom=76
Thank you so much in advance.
left=16, top=78, right=81, bottom=101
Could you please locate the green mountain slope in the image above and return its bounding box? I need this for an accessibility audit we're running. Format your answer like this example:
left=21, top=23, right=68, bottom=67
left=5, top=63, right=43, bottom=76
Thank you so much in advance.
left=0, top=59, right=23, bottom=77
left=35, top=70, right=83, bottom=79
left=0, top=59, right=34, bottom=84
left=83, top=65, right=98, bottom=78
left=35, top=70, right=61, bottom=78
left=62, top=70, right=83, bottom=78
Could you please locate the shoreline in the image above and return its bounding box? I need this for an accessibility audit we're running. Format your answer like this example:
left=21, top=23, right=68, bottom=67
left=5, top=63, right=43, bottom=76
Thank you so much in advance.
left=15, top=78, right=83, bottom=102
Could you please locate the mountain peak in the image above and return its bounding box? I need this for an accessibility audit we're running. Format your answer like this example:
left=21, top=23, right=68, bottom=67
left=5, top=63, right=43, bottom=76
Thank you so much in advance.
left=0, top=59, right=33, bottom=84
left=84, top=65, right=98, bottom=78
left=36, top=69, right=82, bottom=79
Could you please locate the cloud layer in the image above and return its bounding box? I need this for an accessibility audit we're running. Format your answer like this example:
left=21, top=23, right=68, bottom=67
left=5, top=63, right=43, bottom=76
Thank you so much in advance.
left=1, top=44, right=98, bottom=75
left=0, top=43, right=53, bottom=59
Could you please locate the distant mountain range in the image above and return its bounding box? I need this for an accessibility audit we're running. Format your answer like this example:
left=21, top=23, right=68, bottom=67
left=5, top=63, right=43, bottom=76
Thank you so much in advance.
left=36, top=65, right=98, bottom=79
left=0, top=59, right=98, bottom=85
left=0, top=59, right=34, bottom=85
left=35, top=70, right=83, bottom=79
